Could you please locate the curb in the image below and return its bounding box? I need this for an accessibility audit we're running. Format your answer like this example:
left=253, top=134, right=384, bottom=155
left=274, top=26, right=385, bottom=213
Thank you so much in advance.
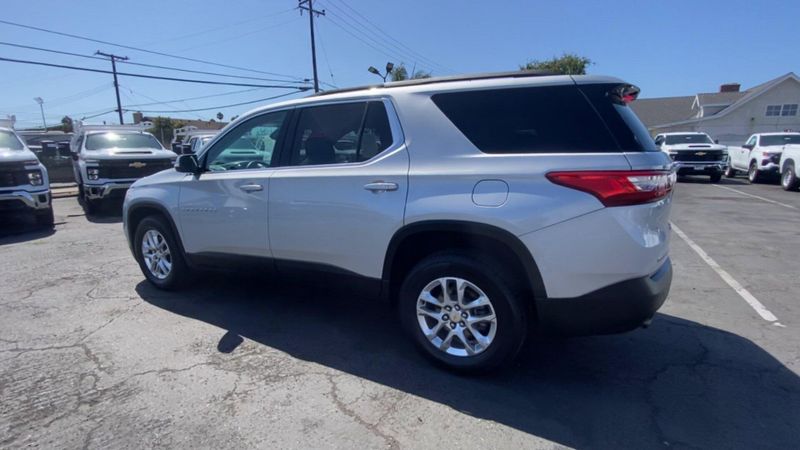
left=52, top=188, right=79, bottom=199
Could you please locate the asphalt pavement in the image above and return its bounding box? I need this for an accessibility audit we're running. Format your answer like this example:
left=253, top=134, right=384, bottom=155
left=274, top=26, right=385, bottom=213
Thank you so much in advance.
left=0, top=177, right=798, bottom=449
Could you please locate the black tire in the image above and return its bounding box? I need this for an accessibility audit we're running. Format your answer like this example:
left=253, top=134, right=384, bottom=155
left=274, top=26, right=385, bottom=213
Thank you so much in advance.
left=83, top=197, right=99, bottom=215
left=782, top=163, right=800, bottom=191
left=748, top=162, right=763, bottom=184
left=709, top=173, right=722, bottom=183
left=133, top=215, right=191, bottom=290
left=724, top=165, right=737, bottom=178
left=35, top=207, right=54, bottom=227
left=398, top=251, right=529, bottom=373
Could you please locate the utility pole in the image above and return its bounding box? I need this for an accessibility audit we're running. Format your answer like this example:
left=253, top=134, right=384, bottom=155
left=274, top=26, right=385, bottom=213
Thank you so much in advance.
left=95, top=51, right=129, bottom=124
left=298, top=0, right=325, bottom=93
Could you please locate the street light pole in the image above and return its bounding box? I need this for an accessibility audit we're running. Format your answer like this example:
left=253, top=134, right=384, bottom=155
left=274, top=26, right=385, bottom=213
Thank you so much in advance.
left=368, top=62, right=395, bottom=83
left=33, top=97, right=47, bottom=130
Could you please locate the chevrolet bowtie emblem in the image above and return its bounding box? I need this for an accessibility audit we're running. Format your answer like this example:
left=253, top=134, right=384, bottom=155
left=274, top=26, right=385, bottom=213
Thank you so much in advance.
left=129, top=162, right=147, bottom=168
left=694, top=152, right=707, bottom=156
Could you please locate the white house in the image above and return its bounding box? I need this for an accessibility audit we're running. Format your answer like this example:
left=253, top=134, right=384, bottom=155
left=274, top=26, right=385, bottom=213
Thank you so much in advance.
left=631, top=73, right=800, bottom=145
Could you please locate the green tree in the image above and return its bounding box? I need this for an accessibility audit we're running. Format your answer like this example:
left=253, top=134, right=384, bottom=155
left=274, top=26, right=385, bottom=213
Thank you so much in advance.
left=520, top=53, right=593, bottom=75
left=390, top=64, right=432, bottom=82
left=60, top=116, right=74, bottom=132
left=147, top=117, right=176, bottom=146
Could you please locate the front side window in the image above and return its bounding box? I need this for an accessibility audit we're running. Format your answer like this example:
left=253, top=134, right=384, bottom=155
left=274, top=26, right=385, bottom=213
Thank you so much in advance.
left=759, top=134, right=800, bottom=146
left=287, top=101, right=393, bottom=166
left=664, top=134, right=714, bottom=145
left=0, top=130, right=24, bottom=150
left=746, top=136, right=757, bottom=147
left=85, top=132, right=162, bottom=150
left=205, top=110, right=287, bottom=172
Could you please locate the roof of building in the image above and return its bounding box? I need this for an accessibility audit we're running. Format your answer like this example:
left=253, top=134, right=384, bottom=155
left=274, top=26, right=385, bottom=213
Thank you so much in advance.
left=695, top=91, right=747, bottom=106
left=630, top=95, right=696, bottom=127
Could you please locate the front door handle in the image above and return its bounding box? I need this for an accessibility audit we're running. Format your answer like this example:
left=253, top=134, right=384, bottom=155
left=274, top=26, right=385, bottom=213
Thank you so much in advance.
left=239, top=183, right=263, bottom=192
left=364, top=181, right=398, bottom=193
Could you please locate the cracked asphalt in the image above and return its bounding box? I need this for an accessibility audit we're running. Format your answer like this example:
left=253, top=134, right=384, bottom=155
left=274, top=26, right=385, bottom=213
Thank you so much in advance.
left=1, top=177, right=799, bottom=449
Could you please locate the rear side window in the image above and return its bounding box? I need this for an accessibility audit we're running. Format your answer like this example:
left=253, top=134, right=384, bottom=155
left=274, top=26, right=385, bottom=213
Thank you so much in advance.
left=288, top=101, right=393, bottom=166
left=432, top=85, right=619, bottom=153
left=432, top=84, right=656, bottom=153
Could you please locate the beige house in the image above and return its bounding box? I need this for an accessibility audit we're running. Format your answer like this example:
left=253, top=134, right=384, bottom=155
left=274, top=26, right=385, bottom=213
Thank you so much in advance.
left=631, top=73, right=800, bottom=145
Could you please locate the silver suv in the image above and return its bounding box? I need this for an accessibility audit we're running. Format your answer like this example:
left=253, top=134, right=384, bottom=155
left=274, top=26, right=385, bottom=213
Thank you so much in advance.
left=123, top=72, right=676, bottom=372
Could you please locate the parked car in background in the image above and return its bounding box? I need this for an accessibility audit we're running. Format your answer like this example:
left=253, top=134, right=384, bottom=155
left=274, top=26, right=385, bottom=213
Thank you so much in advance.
left=654, top=132, right=728, bottom=182
left=0, top=127, right=53, bottom=225
left=171, top=129, right=219, bottom=155
left=779, top=144, right=800, bottom=191
left=17, top=131, right=75, bottom=183
left=71, top=124, right=176, bottom=213
left=123, top=71, right=675, bottom=372
left=726, top=132, right=800, bottom=183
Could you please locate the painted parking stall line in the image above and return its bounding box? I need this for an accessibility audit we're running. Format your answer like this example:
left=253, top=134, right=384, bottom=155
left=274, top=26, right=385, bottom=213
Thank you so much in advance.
left=712, top=184, right=798, bottom=211
left=671, top=222, right=782, bottom=325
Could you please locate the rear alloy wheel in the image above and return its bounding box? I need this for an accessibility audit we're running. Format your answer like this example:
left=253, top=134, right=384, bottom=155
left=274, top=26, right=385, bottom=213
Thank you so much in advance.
left=782, top=164, right=800, bottom=191
left=748, top=162, right=763, bottom=184
left=709, top=172, right=722, bottom=183
left=399, top=252, right=528, bottom=372
left=134, top=216, right=190, bottom=290
left=724, top=165, right=737, bottom=178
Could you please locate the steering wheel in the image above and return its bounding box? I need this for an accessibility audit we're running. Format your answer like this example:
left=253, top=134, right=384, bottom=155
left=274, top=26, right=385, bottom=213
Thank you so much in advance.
left=245, top=160, right=268, bottom=169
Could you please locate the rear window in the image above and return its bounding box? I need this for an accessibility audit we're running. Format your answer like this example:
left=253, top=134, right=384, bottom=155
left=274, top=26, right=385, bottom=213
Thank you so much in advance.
left=431, top=84, right=656, bottom=154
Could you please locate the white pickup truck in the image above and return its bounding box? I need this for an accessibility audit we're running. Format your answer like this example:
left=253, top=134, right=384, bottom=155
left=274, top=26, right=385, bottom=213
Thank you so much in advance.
left=726, top=132, right=800, bottom=183
left=779, top=144, right=800, bottom=191
left=654, top=132, right=728, bottom=182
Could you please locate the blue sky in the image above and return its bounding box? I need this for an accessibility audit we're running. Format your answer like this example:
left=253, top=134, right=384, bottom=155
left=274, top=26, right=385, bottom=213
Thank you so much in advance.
left=2, top=0, right=798, bottom=128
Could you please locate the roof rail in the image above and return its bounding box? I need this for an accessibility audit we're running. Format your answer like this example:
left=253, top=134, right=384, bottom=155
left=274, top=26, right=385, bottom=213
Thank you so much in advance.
left=313, top=69, right=560, bottom=97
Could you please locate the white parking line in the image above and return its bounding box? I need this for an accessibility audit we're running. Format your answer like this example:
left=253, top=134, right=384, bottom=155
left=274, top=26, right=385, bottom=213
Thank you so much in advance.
left=712, top=184, right=798, bottom=210
left=671, top=222, right=780, bottom=324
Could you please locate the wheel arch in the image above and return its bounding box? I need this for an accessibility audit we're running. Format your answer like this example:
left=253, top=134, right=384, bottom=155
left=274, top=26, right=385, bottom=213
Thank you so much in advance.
left=382, top=220, right=547, bottom=306
left=126, top=202, right=186, bottom=257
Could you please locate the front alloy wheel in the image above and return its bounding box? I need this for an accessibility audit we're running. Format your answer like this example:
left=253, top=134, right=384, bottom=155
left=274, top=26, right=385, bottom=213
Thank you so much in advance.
left=416, top=277, right=498, bottom=357
left=748, top=162, right=762, bottom=183
left=141, top=229, right=172, bottom=280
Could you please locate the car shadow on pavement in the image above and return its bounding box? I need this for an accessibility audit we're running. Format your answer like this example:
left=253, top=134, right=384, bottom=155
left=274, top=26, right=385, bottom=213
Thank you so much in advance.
left=136, top=277, right=799, bottom=449
left=81, top=198, right=124, bottom=224
left=0, top=215, right=55, bottom=243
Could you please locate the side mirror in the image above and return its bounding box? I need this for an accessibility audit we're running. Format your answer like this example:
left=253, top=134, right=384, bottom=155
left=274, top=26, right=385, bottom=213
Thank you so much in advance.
left=714, top=139, right=720, bottom=144
left=743, top=144, right=754, bottom=150
left=176, top=154, right=200, bottom=174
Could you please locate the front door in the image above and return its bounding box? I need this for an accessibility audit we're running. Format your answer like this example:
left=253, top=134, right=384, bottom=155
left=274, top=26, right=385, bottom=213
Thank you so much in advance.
left=268, top=100, right=408, bottom=279
left=178, top=110, right=289, bottom=257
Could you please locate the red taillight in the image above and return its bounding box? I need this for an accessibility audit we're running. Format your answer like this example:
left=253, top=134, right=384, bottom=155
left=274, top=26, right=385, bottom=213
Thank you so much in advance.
left=546, top=170, right=676, bottom=207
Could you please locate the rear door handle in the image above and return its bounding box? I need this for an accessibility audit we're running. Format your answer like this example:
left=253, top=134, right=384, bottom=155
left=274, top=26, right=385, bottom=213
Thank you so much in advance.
left=239, top=183, right=263, bottom=192
left=364, top=181, right=398, bottom=193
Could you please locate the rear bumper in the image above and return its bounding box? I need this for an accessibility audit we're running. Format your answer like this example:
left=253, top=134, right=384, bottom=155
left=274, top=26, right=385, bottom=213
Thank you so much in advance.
left=535, top=258, right=672, bottom=336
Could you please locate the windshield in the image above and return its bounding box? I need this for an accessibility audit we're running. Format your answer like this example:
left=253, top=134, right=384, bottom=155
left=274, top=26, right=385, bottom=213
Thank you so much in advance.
left=85, top=132, right=162, bottom=150
left=759, top=134, right=800, bottom=146
left=665, top=134, right=713, bottom=145
left=21, top=134, right=72, bottom=146
left=0, top=130, right=25, bottom=150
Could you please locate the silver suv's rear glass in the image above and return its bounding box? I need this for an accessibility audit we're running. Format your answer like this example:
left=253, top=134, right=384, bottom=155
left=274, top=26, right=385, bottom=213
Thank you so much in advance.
left=431, top=84, right=656, bottom=153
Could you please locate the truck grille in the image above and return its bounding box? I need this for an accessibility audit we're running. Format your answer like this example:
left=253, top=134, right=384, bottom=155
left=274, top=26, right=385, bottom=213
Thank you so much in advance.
left=0, top=162, right=30, bottom=188
left=672, top=150, right=724, bottom=162
left=97, top=159, right=174, bottom=180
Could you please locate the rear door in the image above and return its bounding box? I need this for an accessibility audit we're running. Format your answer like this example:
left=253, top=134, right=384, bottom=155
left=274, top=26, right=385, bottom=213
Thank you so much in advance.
left=268, top=99, right=408, bottom=279
left=178, top=110, right=288, bottom=258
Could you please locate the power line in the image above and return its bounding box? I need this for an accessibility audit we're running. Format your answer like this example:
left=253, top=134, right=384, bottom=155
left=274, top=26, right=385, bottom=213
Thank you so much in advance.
left=0, top=18, right=306, bottom=81
left=176, top=17, right=303, bottom=53
left=131, top=91, right=301, bottom=113
left=313, top=15, right=337, bottom=88
left=121, top=87, right=266, bottom=108
left=334, top=0, right=453, bottom=73
left=95, top=51, right=128, bottom=124
left=0, top=41, right=311, bottom=84
left=0, top=56, right=312, bottom=89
